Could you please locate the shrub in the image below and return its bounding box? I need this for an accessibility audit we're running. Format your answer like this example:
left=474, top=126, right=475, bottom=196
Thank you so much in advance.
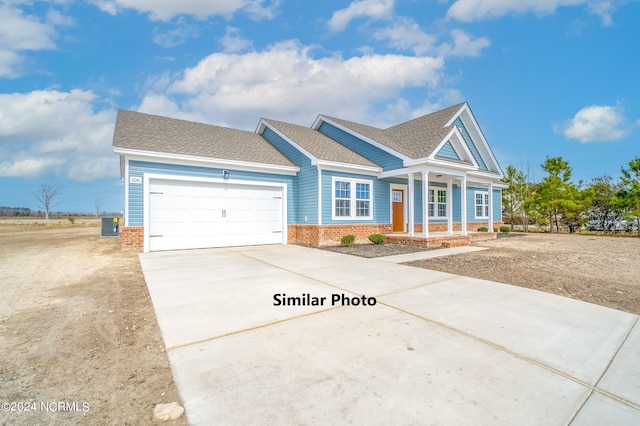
left=500, top=225, right=510, bottom=233
left=340, top=235, right=355, bottom=247
left=67, top=216, right=75, bottom=224
left=477, top=227, right=488, bottom=232
left=368, top=234, right=386, bottom=245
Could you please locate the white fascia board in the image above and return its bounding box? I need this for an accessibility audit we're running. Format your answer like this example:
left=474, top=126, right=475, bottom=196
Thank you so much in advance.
left=113, top=147, right=299, bottom=175
left=119, top=155, right=125, bottom=180
left=444, top=102, right=469, bottom=127
left=428, top=127, right=456, bottom=160
left=459, top=107, right=504, bottom=178
left=427, top=127, right=479, bottom=169
left=450, top=128, right=479, bottom=167
left=316, top=116, right=411, bottom=162
left=316, top=160, right=381, bottom=175
left=378, top=164, right=470, bottom=179
left=404, top=156, right=477, bottom=171
left=467, top=171, right=507, bottom=187
left=258, top=119, right=318, bottom=165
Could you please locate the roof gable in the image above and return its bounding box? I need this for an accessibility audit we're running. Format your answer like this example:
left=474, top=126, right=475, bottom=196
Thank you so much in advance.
left=259, top=119, right=379, bottom=168
left=112, top=110, right=296, bottom=168
left=314, top=102, right=502, bottom=176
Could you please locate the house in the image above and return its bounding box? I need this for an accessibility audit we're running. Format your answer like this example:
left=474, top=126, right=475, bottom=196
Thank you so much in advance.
left=112, top=102, right=505, bottom=252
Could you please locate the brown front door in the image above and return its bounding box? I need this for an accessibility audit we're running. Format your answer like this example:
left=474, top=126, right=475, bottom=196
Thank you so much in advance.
left=392, top=189, right=404, bottom=232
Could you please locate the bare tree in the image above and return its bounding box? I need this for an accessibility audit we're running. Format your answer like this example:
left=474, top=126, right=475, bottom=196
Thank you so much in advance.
left=95, top=196, right=103, bottom=217
left=37, top=183, right=62, bottom=220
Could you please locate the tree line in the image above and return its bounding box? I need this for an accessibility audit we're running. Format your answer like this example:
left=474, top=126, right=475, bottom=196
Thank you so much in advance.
left=502, top=156, right=640, bottom=235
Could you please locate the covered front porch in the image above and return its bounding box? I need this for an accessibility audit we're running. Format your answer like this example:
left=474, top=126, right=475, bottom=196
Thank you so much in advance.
left=381, top=163, right=505, bottom=240
left=385, top=230, right=498, bottom=249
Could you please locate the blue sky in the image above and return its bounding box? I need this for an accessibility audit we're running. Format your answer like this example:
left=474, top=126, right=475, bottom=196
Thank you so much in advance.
left=0, top=0, right=639, bottom=214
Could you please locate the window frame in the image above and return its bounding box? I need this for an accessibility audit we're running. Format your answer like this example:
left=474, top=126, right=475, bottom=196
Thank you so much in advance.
left=474, top=190, right=489, bottom=219
left=428, top=187, right=448, bottom=218
left=331, top=177, right=373, bottom=221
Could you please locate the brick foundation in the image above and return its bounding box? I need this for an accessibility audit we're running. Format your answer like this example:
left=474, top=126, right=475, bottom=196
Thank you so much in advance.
left=120, top=222, right=504, bottom=251
left=288, top=224, right=391, bottom=247
left=412, top=221, right=504, bottom=233
left=121, top=226, right=144, bottom=252
left=287, top=222, right=503, bottom=247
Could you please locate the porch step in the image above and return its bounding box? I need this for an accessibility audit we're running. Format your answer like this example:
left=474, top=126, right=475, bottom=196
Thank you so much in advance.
left=469, top=232, right=498, bottom=242
left=385, top=234, right=471, bottom=250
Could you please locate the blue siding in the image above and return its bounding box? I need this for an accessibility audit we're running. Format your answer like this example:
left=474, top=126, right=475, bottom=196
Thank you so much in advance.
left=452, top=185, right=462, bottom=222
left=322, top=170, right=389, bottom=224
left=261, top=127, right=318, bottom=223
left=453, top=118, right=488, bottom=170
left=466, top=186, right=501, bottom=223
left=435, top=141, right=460, bottom=161
left=493, top=188, right=502, bottom=222
left=318, top=122, right=403, bottom=171
left=126, top=160, right=296, bottom=226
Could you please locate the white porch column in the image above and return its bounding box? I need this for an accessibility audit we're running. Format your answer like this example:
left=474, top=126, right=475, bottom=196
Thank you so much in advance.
left=422, top=171, right=429, bottom=237
left=488, top=182, right=494, bottom=232
left=461, top=176, right=467, bottom=236
left=447, top=178, right=453, bottom=235
left=408, top=173, right=415, bottom=236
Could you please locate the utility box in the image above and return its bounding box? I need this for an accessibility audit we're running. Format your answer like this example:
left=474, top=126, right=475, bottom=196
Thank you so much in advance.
left=101, top=217, right=120, bottom=237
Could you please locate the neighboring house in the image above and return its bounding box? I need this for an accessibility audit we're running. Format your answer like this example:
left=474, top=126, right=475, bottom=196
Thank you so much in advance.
left=112, top=102, right=505, bottom=252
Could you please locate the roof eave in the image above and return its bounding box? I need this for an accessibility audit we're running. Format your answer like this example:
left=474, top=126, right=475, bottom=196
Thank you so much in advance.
left=113, top=147, right=300, bottom=175
left=316, top=160, right=382, bottom=175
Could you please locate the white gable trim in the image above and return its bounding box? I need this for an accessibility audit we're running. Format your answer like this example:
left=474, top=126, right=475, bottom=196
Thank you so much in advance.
left=313, top=115, right=411, bottom=162
left=259, top=119, right=382, bottom=175
left=445, top=103, right=504, bottom=178
left=429, top=127, right=479, bottom=168
left=258, top=119, right=317, bottom=163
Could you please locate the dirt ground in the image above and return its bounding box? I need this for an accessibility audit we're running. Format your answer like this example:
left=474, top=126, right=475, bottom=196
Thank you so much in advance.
left=323, top=233, right=640, bottom=315
left=0, top=227, right=187, bottom=425
left=407, top=233, right=640, bottom=315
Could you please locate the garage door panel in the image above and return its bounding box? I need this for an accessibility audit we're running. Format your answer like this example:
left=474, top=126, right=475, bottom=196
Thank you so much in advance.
left=149, top=179, right=284, bottom=251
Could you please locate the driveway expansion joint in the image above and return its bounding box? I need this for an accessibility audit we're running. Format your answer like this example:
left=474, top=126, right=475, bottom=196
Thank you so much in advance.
left=377, top=300, right=640, bottom=412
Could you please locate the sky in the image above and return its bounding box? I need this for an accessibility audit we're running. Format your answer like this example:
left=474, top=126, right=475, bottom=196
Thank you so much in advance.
left=0, top=0, right=639, bottom=214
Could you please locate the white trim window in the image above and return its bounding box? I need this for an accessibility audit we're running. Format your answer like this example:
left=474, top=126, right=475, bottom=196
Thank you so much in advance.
left=428, top=188, right=447, bottom=218
left=332, top=177, right=373, bottom=220
left=475, top=191, right=489, bottom=219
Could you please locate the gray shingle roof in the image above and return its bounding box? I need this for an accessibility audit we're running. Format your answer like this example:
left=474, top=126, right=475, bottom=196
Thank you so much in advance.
left=324, top=103, right=466, bottom=160
left=112, top=110, right=296, bottom=167
left=263, top=119, right=379, bottom=168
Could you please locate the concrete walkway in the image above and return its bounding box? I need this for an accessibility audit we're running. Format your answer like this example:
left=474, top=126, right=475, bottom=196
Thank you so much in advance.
left=376, top=245, right=489, bottom=263
left=139, top=245, right=640, bottom=425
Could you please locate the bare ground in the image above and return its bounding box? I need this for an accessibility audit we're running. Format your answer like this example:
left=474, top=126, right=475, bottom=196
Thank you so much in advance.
left=323, top=233, right=640, bottom=315
left=0, top=227, right=186, bottom=425
left=407, top=233, right=640, bottom=315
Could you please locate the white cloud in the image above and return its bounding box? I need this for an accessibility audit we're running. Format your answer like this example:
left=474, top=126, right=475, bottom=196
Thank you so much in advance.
left=560, top=105, right=627, bottom=143
left=588, top=1, right=615, bottom=26
left=328, top=0, right=394, bottom=32
left=93, top=0, right=278, bottom=21
left=0, top=4, right=72, bottom=77
left=447, top=0, right=616, bottom=25
left=139, top=40, right=444, bottom=129
left=372, top=17, right=436, bottom=56
left=153, top=17, right=198, bottom=48
left=0, top=90, right=117, bottom=180
left=220, top=26, right=253, bottom=53
left=439, top=29, right=490, bottom=57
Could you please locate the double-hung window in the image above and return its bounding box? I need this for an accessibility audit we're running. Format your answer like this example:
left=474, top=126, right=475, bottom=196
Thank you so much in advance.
left=428, top=188, right=447, bottom=218
left=475, top=191, right=489, bottom=219
left=332, top=177, right=373, bottom=220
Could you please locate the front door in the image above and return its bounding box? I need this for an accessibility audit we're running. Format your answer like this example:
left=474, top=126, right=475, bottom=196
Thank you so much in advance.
left=392, top=189, right=404, bottom=232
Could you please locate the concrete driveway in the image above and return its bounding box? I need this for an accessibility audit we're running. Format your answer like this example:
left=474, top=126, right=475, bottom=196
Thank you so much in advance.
left=139, top=245, right=640, bottom=425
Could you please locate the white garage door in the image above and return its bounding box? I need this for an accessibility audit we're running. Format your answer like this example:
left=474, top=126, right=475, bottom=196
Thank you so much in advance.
left=148, top=179, right=284, bottom=251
